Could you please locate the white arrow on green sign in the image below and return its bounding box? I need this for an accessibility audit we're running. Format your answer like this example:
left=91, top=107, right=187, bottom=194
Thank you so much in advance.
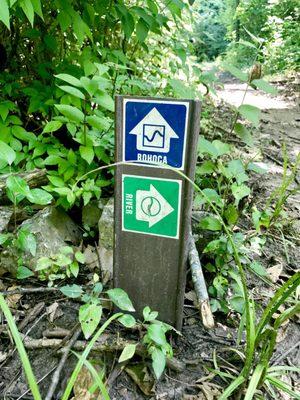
left=122, top=175, right=182, bottom=239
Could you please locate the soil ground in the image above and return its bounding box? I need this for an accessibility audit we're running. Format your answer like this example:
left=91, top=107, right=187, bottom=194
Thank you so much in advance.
left=0, top=74, right=299, bottom=399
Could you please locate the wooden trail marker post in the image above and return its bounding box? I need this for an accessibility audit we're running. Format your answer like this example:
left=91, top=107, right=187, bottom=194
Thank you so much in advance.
left=114, top=96, right=201, bottom=329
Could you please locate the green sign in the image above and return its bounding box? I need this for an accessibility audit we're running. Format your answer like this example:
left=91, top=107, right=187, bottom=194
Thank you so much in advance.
left=122, top=175, right=182, bottom=239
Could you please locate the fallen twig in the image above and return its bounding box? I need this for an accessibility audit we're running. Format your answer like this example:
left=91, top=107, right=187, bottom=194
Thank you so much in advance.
left=272, top=340, right=300, bottom=365
left=18, top=302, right=45, bottom=331
left=188, top=231, right=214, bottom=329
left=45, top=327, right=82, bottom=400
left=21, top=334, right=185, bottom=373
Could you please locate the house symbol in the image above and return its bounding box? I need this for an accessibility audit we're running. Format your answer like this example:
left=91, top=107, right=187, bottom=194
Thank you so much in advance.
left=129, top=107, right=179, bottom=153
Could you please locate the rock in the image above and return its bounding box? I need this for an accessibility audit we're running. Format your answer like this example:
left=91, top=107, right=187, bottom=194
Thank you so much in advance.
left=0, top=206, right=13, bottom=232
left=0, top=206, right=82, bottom=276
left=98, top=198, right=114, bottom=282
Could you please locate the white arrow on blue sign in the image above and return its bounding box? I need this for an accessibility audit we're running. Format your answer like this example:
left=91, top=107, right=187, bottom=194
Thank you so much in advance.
left=123, top=99, right=189, bottom=169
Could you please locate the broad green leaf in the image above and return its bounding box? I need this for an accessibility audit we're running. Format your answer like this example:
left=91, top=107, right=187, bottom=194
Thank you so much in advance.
left=55, top=104, right=84, bottom=123
left=75, top=251, right=85, bottom=264
left=198, top=136, right=218, bottom=158
left=43, top=121, right=62, bottom=133
left=118, top=314, right=136, bottom=328
left=143, top=306, right=158, bottom=322
left=229, top=296, right=245, bottom=314
left=27, top=188, right=53, bottom=205
left=0, top=140, right=16, bottom=165
left=79, top=146, right=94, bottom=164
left=222, top=63, right=248, bottom=82
left=80, top=77, right=98, bottom=97
left=151, top=348, right=166, bottom=379
left=202, top=188, right=223, bottom=207
left=60, top=284, right=83, bottom=298
left=0, top=233, right=11, bottom=245
left=212, top=140, right=230, bottom=157
left=224, top=204, right=239, bottom=225
left=55, top=74, right=82, bottom=87
left=234, top=123, right=253, bottom=146
left=93, top=93, right=114, bottom=111
left=238, top=104, right=261, bottom=127
left=251, top=79, right=278, bottom=95
left=6, top=176, right=30, bottom=201
left=107, top=288, right=135, bottom=312
left=86, top=115, right=108, bottom=130
left=79, top=303, right=102, bottom=339
left=11, top=126, right=36, bottom=142
left=58, top=85, right=85, bottom=99
left=147, top=324, right=167, bottom=347
left=247, top=162, right=267, bottom=174
left=20, top=0, right=34, bottom=26
left=17, top=266, right=34, bottom=279
left=226, top=159, right=248, bottom=184
left=0, top=0, right=10, bottom=29
left=118, top=343, right=136, bottom=363
left=199, top=216, right=222, bottom=231
left=136, top=18, right=149, bottom=42
left=35, top=257, right=52, bottom=271
left=196, top=160, right=215, bottom=175
left=231, top=183, right=251, bottom=205
left=31, top=0, right=43, bottom=19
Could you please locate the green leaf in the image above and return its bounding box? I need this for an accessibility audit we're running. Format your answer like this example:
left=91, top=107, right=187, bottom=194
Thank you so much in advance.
left=229, top=296, right=245, bottom=314
left=58, top=85, right=85, bottom=100
left=198, top=136, right=218, bottom=158
left=226, top=159, right=248, bottom=184
left=143, top=306, right=158, bottom=322
left=93, top=93, right=114, bottom=111
left=249, top=261, right=267, bottom=277
left=55, top=105, right=84, bottom=123
left=26, top=188, right=53, bottom=205
left=107, top=288, right=135, bottom=312
left=202, top=188, right=223, bottom=207
left=199, top=216, right=222, bottom=231
left=0, top=140, right=16, bottom=165
left=212, top=140, right=230, bottom=157
left=118, top=343, right=136, bottom=363
left=6, top=176, right=30, bottom=203
left=80, top=77, right=98, bottom=97
left=60, top=284, right=83, bottom=298
left=251, top=79, right=278, bottom=95
left=118, top=314, right=136, bottom=328
left=79, top=146, right=94, bottom=164
left=247, top=162, right=267, bottom=174
left=0, top=0, right=10, bottom=29
left=151, top=348, right=166, bottom=379
left=20, top=0, right=34, bottom=26
left=75, top=251, right=85, bottom=264
left=43, top=121, right=63, bottom=133
left=17, top=266, right=34, bottom=279
left=0, top=233, right=11, bottom=246
left=55, top=74, right=82, bottom=87
left=35, top=257, right=52, bottom=271
left=244, top=364, right=265, bottom=400
left=31, top=0, right=43, bottom=19
left=231, top=183, right=251, bottom=205
left=234, top=123, right=253, bottom=146
left=238, top=104, right=261, bottom=127
left=136, top=18, right=149, bottom=42
left=222, top=63, right=248, bottom=82
left=147, top=324, right=167, bottom=347
left=79, top=303, right=102, bottom=339
left=11, top=126, right=36, bottom=142
left=224, top=204, right=239, bottom=225
left=196, top=160, right=215, bottom=175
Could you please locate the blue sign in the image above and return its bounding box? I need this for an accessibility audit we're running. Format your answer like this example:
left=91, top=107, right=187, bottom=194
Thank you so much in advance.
left=123, top=99, right=189, bottom=169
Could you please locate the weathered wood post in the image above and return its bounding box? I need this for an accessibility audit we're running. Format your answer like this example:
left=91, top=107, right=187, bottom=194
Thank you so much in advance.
left=114, top=96, right=200, bottom=329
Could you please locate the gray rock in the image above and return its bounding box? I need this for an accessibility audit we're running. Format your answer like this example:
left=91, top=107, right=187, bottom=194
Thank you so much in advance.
left=98, top=198, right=114, bottom=282
left=0, top=206, right=13, bottom=232
left=0, top=206, right=82, bottom=276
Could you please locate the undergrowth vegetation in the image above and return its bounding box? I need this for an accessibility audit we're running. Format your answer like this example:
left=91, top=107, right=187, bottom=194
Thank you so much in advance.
left=0, top=0, right=299, bottom=399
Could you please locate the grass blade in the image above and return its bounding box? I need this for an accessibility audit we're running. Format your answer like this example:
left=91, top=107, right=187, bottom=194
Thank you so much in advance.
left=72, top=351, right=110, bottom=400
left=0, top=294, right=42, bottom=400
left=244, top=364, right=264, bottom=400
left=61, top=312, right=122, bottom=400
left=219, top=374, right=245, bottom=400
left=266, top=375, right=300, bottom=399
